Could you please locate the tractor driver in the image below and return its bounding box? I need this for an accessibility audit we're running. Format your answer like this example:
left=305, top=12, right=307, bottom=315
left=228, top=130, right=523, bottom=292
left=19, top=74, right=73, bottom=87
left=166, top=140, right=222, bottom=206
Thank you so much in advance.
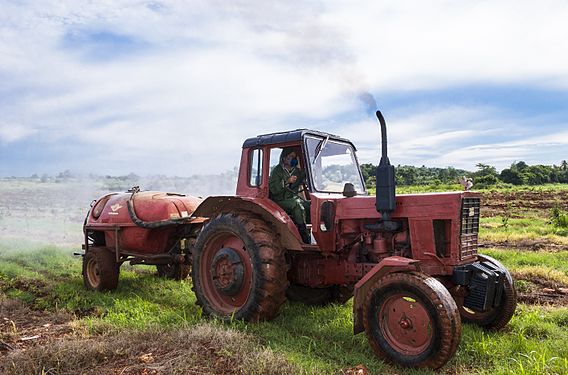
left=269, top=147, right=311, bottom=244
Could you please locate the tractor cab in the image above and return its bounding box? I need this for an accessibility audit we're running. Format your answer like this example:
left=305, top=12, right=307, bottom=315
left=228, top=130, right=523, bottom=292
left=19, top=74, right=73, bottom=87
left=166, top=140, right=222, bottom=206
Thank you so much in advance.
left=237, top=129, right=367, bottom=199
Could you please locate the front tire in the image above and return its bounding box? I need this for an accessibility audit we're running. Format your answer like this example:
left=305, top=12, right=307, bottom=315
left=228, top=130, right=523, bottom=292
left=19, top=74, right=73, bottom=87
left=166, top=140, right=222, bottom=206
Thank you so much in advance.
left=192, top=214, right=287, bottom=322
left=363, top=272, right=461, bottom=369
left=83, top=247, right=120, bottom=291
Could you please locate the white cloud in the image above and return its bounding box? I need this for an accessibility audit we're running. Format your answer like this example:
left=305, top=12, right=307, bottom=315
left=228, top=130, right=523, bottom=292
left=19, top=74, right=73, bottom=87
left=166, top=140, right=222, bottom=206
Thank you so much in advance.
left=428, top=130, right=568, bottom=170
left=345, top=104, right=568, bottom=171
left=331, top=0, right=568, bottom=90
left=0, top=1, right=567, bottom=175
left=0, top=124, right=37, bottom=143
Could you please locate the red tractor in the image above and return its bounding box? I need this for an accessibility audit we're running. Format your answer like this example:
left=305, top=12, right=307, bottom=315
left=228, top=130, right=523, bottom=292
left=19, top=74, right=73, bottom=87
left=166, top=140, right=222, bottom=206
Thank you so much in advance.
left=82, top=111, right=516, bottom=369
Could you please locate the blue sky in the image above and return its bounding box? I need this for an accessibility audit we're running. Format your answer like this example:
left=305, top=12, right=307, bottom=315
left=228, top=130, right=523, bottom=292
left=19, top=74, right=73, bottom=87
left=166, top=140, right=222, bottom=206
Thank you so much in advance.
left=1, top=1, right=567, bottom=177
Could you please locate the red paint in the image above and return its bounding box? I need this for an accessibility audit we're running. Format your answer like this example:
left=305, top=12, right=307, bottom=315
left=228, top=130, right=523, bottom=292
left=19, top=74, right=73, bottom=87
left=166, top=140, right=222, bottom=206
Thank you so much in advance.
left=379, top=293, right=433, bottom=355
left=198, top=232, right=253, bottom=313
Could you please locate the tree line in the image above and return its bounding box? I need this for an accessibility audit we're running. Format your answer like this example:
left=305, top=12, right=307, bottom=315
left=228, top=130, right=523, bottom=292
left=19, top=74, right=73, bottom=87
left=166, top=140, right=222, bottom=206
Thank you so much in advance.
left=360, top=161, right=568, bottom=188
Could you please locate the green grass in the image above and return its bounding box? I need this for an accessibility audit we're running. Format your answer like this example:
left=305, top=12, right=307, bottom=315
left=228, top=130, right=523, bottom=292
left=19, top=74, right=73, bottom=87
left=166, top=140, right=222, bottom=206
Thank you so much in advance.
left=2, top=242, right=568, bottom=374
left=483, top=249, right=568, bottom=273
left=0, top=240, right=202, bottom=329
left=482, top=248, right=568, bottom=286
left=477, top=183, right=568, bottom=193
left=480, top=215, right=568, bottom=244
left=2, top=183, right=568, bottom=373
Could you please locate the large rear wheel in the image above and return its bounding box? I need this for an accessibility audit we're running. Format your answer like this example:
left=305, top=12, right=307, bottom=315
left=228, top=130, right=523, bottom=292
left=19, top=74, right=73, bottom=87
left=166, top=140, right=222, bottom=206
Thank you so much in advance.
left=456, top=254, right=517, bottom=330
left=363, top=272, right=461, bottom=369
left=192, top=214, right=287, bottom=322
left=83, top=247, right=120, bottom=291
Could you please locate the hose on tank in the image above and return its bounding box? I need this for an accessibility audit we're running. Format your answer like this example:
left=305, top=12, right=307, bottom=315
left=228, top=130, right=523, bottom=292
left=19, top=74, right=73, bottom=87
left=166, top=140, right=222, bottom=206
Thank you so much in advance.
left=127, top=189, right=194, bottom=229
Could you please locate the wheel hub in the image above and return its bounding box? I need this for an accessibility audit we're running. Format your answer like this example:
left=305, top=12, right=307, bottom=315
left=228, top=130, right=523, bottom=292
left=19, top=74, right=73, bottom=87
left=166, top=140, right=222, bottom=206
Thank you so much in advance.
left=210, top=248, right=244, bottom=296
left=87, top=259, right=101, bottom=287
left=399, top=316, right=413, bottom=329
left=379, top=294, right=433, bottom=355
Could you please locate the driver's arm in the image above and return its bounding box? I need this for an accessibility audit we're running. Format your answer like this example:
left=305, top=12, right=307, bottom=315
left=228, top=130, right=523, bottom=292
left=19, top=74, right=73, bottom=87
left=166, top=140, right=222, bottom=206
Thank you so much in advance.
left=269, top=166, right=287, bottom=198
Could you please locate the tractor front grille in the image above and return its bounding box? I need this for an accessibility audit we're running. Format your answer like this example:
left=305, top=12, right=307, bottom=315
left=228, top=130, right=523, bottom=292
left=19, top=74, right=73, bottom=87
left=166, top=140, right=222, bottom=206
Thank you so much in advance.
left=460, top=197, right=480, bottom=260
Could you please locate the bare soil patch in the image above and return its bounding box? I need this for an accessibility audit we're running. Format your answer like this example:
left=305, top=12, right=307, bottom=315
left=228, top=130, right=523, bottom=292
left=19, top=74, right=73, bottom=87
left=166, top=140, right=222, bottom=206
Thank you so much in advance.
left=513, top=273, right=568, bottom=306
left=1, top=315, right=298, bottom=375
left=0, top=297, right=75, bottom=355
left=0, top=295, right=298, bottom=375
left=480, top=240, right=568, bottom=252
left=480, top=190, right=568, bottom=218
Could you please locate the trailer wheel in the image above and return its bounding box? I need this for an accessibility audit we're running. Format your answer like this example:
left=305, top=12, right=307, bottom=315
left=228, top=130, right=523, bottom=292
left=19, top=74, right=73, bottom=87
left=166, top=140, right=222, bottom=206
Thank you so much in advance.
left=457, top=254, right=517, bottom=331
left=192, top=214, right=287, bottom=322
left=156, top=264, right=190, bottom=280
left=363, top=272, right=461, bottom=369
left=83, top=247, right=120, bottom=291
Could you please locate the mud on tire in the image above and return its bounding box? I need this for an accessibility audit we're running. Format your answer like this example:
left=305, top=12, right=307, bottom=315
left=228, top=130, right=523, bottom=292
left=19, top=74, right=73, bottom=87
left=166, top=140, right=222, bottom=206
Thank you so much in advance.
left=192, top=214, right=288, bottom=322
left=363, top=272, right=461, bottom=369
left=83, top=247, right=120, bottom=291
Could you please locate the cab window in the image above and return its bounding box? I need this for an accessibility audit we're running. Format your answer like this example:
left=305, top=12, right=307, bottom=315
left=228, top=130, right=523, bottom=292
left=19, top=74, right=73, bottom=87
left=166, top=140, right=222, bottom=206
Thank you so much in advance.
left=269, top=147, right=283, bottom=174
left=305, top=137, right=366, bottom=194
left=249, top=148, right=263, bottom=187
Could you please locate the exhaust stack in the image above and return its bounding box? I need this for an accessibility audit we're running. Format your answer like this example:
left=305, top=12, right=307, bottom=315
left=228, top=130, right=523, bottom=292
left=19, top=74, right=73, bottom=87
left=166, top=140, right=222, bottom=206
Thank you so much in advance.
left=375, top=110, right=396, bottom=220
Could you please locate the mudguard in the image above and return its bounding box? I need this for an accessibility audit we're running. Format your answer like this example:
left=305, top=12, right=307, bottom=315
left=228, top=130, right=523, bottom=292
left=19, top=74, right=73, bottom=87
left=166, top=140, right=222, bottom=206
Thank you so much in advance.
left=193, top=196, right=304, bottom=250
left=353, top=256, right=421, bottom=334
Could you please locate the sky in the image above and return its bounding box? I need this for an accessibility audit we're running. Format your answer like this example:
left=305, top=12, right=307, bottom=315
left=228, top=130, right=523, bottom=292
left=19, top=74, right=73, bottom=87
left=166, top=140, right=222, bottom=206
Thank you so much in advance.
left=1, top=0, right=567, bottom=177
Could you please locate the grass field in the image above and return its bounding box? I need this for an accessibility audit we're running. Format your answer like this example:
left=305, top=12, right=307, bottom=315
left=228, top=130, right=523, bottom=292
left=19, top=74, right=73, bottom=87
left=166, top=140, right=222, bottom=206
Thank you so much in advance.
left=1, top=180, right=568, bottom=374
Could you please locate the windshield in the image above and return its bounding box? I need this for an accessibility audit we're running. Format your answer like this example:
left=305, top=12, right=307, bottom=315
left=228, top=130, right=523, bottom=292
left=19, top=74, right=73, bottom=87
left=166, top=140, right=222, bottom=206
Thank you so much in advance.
left=305, top=137, right=366, bottom=194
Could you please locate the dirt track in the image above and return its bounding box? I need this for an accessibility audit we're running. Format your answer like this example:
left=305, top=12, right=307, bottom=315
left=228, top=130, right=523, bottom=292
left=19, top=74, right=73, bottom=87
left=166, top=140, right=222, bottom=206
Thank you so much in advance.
left=514, top=274, right=568, bottom=306
left=0, top=298, right=74, bottom=355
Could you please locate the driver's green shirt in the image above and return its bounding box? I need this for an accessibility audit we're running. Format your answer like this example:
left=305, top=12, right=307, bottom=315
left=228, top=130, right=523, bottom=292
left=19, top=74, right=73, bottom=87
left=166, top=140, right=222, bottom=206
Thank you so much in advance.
left=269, top=164, right=305, bottom=202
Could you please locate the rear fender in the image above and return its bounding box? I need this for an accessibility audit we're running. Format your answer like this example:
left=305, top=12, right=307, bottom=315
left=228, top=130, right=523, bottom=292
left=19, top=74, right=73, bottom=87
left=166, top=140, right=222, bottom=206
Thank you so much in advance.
left=353, top=256, right=421, bottom=334
left=193, top=196, right=304, bottom=250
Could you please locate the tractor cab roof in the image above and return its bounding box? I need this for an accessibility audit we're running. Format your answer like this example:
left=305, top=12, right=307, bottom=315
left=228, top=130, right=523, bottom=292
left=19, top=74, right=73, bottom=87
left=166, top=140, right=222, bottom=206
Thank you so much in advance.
left=242, top=129, right=357, bottom=150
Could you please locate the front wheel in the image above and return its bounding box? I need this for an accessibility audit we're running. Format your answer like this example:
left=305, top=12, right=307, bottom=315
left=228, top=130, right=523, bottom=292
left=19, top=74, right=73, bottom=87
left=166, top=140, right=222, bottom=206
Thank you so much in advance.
left=363, top=272, right=461, bottom=369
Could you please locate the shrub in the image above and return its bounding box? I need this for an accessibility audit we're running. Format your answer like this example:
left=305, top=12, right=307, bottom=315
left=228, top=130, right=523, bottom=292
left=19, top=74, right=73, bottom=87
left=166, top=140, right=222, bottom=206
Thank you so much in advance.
left=550, top=206, right=568, bottom=228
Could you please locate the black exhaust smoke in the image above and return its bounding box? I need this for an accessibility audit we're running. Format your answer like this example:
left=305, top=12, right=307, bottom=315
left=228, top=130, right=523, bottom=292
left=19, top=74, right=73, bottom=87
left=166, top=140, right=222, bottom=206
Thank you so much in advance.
left=375, top=110, right=396, bottom=220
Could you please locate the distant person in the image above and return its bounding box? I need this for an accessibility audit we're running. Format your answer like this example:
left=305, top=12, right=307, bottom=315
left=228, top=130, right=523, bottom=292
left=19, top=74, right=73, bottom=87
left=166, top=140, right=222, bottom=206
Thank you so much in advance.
left=269, top=148, right=311, bottom=243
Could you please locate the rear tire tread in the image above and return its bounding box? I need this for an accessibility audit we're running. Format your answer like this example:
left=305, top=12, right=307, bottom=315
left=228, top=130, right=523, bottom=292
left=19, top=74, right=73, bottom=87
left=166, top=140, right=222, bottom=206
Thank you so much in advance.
left=192, top=213, right=287, bottom=322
